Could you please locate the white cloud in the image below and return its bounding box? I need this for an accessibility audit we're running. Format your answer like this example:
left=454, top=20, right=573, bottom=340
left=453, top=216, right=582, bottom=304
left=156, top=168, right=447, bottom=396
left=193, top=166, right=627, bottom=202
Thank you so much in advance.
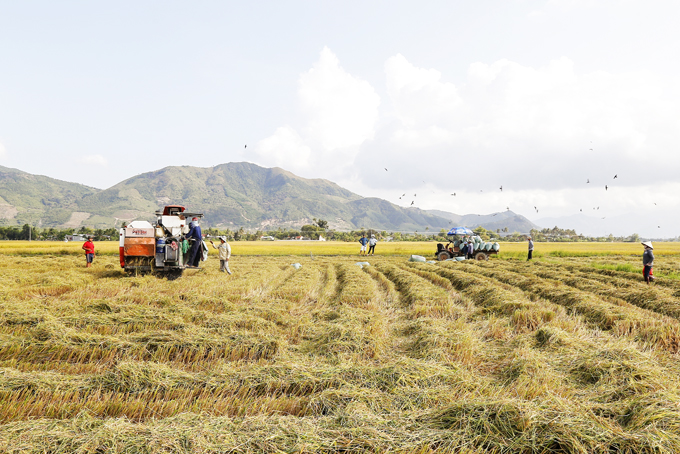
left=253, top=50, right=680, bottom=235
left=78, top=154, right=108, bottom=166
left=254, top=126, right=311, bottom=173
left=254, top=47, right=380, bottom=176
left=298, top=47, right=380, bottom=151
left=384, top=54, right=462, bottom=146
left=371, top=55, right=679, bottom=193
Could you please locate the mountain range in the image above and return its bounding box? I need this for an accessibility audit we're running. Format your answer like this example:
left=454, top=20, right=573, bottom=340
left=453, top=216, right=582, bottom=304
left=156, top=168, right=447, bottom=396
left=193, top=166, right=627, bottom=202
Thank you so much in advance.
left=0, top=162, right=538, bottom=233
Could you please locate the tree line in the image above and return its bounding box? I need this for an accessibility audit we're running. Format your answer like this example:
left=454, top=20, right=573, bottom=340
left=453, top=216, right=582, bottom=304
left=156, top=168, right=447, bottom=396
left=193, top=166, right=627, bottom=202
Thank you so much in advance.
left=0, top=221, right=670, bottom=243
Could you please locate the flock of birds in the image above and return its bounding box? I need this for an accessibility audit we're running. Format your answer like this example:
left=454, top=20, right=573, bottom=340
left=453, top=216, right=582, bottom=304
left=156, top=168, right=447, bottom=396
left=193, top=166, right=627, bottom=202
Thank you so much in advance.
left=384, top=155, right=662, bottom=230
left=244, top=142, right=663, bottom=231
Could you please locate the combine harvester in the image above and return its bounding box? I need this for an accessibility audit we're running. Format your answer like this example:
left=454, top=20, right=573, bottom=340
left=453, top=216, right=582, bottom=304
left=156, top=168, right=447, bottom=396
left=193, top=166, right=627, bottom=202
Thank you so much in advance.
left=118, top=205, right=204, bottom=278
left=435, top=226, right=500, bottom=261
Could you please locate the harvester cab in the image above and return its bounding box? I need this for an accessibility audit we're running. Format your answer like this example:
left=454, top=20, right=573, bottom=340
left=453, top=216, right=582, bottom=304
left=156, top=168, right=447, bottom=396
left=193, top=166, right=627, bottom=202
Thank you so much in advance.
left=119, top=205, right=204, bottom=278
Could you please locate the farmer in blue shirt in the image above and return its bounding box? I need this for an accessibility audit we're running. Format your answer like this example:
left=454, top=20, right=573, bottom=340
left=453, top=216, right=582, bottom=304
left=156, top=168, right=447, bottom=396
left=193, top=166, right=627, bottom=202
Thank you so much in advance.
left=185, top=217, right=203, bottom=268
left=358, top=234, right=369, bottom=255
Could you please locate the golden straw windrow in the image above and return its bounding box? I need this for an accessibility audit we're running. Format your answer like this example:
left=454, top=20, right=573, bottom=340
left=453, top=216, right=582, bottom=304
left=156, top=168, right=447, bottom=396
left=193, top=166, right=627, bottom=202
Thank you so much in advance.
left=4, top=254, right=680, bottom=452
left=456, top=261, right=680, bottom=352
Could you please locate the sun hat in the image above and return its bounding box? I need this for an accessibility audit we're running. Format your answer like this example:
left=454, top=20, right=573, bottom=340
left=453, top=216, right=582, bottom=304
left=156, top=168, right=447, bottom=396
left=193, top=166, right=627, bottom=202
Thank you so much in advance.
left=219, top=236, right=226, bottom=242
left=641, top=241, right=653, bottom=249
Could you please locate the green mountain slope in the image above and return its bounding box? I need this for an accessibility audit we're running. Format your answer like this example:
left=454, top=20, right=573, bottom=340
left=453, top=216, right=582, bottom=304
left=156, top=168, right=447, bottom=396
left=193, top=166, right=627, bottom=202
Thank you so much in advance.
left=0, top=165, right=98, bottom=226
left=3, top=162, right=534, bottom=232
left=74, top=162, right=451, bottom=231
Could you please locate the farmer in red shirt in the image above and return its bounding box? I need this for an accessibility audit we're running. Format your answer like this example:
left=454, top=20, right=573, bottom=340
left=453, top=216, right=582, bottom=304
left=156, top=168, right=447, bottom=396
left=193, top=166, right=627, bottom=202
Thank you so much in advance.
left=82, top=236, right=95, bottom=268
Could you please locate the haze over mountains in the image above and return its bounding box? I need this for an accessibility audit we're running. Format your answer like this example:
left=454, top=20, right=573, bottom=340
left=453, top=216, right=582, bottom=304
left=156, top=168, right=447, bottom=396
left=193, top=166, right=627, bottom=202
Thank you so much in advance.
left=0, top=162, right=538, bottom=233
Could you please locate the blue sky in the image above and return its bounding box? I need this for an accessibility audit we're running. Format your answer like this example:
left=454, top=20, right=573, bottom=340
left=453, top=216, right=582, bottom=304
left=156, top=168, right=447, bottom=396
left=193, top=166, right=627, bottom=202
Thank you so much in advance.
left=1, top=1, right=679, bottom=236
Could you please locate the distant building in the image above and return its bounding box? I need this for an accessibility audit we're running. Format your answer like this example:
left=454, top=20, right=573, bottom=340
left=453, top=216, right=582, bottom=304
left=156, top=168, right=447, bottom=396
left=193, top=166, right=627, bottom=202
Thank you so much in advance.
left=66, top=234, right=88, bottom=242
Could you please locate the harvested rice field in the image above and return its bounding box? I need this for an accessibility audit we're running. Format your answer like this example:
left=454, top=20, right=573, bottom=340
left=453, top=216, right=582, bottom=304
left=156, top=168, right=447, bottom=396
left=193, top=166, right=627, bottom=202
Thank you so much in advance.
left=2, top=251, right=680, bottom=453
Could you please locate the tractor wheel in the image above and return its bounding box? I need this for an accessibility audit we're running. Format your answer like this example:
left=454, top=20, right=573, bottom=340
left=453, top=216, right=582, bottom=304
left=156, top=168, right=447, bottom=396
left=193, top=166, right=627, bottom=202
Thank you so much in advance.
left=437, top=251, right=451, bottom=261
left=474, top=252, right=488, bottom=261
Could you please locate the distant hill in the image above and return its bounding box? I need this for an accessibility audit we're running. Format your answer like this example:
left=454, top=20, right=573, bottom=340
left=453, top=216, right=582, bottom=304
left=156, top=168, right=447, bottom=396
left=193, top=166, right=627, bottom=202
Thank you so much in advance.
left=0, top=165, right=98, bottom=227
left=0, top=162, right=546, bottom=232
left=0, top=162, right=455, bottom=231
left=426, top=209, right=538, bottom=234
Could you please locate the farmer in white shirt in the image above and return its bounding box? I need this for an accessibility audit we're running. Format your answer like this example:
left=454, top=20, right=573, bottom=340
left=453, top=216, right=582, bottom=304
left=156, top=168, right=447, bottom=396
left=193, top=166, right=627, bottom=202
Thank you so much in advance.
left=368, top=235, right=378, bottom=256
left=209, top=236, right=232, bottom=274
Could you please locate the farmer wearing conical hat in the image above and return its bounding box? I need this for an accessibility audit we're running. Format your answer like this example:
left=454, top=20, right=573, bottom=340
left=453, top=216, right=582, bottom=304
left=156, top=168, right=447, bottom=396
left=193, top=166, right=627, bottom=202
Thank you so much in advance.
left=642, top=241, right=654, bottom=284
left=210, top=236, right=232, bottom=274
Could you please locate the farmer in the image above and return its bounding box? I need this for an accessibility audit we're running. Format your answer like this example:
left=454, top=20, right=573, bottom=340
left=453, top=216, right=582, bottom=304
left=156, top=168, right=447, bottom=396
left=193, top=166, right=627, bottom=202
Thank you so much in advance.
left=358, top=234, right=369, bottom=255
left=527, top=236, right=534, bottom=260
left=368, top=234, right=378, bottom=256
left=185, top=217, right=203, bottom=268
left=467, top=239, right=475, bottom=260
left=210, top=236, right=232, bottom=274
left=82, top=236, right=95, bottom=268
left=642, top=241, right=654, bottom=284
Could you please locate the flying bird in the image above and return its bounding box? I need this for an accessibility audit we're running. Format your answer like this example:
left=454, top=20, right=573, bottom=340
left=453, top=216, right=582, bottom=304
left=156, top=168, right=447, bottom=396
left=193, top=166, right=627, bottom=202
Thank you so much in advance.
left=384, top=168, right=388, bottom=171
left=506, top=206, right=510, bottom=210
left=451, top=193, right=456, bottom=196
left=402, top=193, right=405, bottom=197
left=499, top=186, right=503, bottom=191
left=245, top=145, right=247, bottom=149
left=411, top=201, right=414, bottom=206
left=605, top=185, right=608, bottom=191
left=587, top=179, right=590, bottom=184
left=613, top=174, right=617, bottom=179
left=580, top=209, right=582, bottom=212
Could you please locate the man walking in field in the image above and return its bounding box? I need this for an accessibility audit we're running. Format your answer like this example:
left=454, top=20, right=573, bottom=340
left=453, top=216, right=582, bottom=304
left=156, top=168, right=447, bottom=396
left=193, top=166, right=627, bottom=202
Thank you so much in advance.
left=82, top=236, right=95, bottom=268
left=210, top=236, right=232, bottom=274
left=527, top=236, right=534, bottom=260
left=368, top=234, right=378, bottom=256
left=358, top=234, right=369, bottom=255
left=642, top=241, right=654, bottom=284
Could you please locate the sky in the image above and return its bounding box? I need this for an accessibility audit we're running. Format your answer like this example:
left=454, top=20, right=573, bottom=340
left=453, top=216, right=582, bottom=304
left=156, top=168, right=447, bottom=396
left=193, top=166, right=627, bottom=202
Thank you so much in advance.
left=1, top=0, right=679, bottom=237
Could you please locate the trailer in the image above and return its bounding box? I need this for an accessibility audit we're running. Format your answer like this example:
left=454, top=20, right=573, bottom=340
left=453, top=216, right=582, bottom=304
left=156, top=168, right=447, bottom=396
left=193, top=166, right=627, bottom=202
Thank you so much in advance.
left=119, top=205, right=204, bottom=278
left=434, top=226, right=499, bottom=261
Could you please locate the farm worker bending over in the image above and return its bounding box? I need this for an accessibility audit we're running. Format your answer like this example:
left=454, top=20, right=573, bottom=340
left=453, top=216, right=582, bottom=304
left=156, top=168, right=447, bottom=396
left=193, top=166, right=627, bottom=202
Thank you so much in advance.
left=527, top=236, right=534, bottom=260
left=358, top=234, right=369, bottom=255
left=82, top=236, right=95, bottom=268
left=185, top=217, right=203, bottom=268
left=210, top=236, right=232, bottom=274
left=368, top=235, right=378, bottom=256
left=642, top=241, right=655, bottom=284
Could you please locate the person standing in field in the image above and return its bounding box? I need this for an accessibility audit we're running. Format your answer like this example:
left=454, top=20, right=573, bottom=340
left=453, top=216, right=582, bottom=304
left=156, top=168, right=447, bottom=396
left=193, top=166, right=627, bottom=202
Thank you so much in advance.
left=368, top=234, right=378, bottom=256
left=82, top=236, right=95, bottom=268
left=467, top=239, right=475, bottom=260
left=210, top=236, right=232, bottom=274
left=527, top=236, right=534, bottom=260
left=185, top=217, right=203, bottom=268
left=642, top=241, right=654, bottom=284
left=358, top=234, right=369, bottom=255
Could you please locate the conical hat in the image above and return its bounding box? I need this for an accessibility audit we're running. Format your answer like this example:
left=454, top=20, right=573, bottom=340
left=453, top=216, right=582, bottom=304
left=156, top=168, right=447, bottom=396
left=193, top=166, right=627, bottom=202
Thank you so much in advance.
left=641, top=241, right=653, bottom=249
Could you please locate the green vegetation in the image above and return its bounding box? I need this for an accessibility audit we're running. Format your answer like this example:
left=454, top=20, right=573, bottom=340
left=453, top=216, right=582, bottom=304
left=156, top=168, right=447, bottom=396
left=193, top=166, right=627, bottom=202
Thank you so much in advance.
left=3, top=250, right=680, bottom=452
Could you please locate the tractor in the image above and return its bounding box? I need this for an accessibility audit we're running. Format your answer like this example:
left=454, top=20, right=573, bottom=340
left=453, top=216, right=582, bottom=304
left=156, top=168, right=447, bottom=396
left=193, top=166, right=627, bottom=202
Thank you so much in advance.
left=435, top=226, right=500, bottom=261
